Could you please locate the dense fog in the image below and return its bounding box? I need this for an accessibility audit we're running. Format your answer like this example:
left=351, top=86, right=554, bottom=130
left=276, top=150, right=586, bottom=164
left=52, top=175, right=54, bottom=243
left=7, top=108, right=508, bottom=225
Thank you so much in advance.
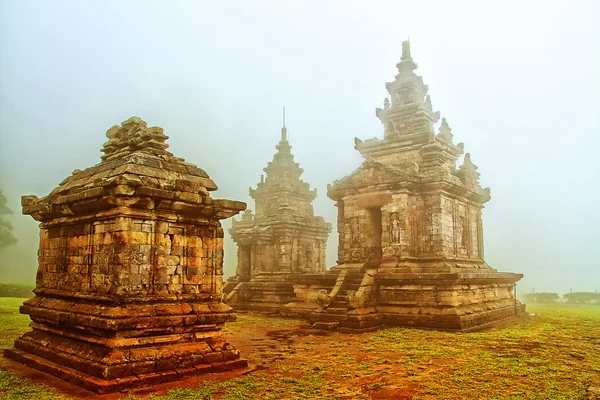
left=0, top=0, right=599, bottom=295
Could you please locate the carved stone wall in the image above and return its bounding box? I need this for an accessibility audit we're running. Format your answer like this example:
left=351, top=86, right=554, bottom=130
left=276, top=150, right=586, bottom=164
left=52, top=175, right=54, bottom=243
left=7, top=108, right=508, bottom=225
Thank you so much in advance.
left=35, top=218, right=226, bottom=296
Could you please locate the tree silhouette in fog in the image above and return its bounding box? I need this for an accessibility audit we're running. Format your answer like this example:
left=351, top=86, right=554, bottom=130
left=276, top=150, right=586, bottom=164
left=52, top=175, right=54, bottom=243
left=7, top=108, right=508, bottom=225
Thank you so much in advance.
left=0, top=190, right=17, bottom=253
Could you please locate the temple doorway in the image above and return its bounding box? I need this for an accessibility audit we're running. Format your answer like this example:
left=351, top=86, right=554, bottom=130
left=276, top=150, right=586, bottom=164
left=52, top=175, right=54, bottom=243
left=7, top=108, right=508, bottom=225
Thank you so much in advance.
left=367, top=207, right=383, bottom=266
left=239, top=245, right=252, bottom=282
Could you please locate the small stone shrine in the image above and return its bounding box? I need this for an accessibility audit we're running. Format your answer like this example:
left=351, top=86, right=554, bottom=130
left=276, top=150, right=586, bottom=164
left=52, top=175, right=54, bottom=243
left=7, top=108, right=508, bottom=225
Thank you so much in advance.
left=4, top=117, right=247, bottom=393
left=284, top=41, right=526, bottom=331
left=224, top=119, right=331, bottom=312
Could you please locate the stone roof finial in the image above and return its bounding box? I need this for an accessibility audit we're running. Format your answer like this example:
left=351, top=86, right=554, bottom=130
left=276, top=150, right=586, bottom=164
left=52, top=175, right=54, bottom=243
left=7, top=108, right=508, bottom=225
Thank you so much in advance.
left=401, top=39, right=412, bottom=61
left=459, top=153, right=481, bottom=187
left=281, top=107, right=287, bottom=142
left=101, top=116, right=172, bottom=162
left=383, top=97, right=390, bottom=109
left=437, top=118, right=454, bottom=142
left=462, top=153, right=476, bottom=169
left=424, top=94, right=433, bottom=111
left=396, top=39, right=418, bottom=77
left=241, top=209, right=254, bottom=222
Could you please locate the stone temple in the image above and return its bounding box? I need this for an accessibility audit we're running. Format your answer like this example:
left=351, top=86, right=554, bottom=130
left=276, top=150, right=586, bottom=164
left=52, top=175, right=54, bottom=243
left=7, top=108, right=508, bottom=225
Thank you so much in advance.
left=284, top=41, right=526, bottom=331
left=224, top=120, right=331, bottom=313
left=4, top=117, right=247, bottom=393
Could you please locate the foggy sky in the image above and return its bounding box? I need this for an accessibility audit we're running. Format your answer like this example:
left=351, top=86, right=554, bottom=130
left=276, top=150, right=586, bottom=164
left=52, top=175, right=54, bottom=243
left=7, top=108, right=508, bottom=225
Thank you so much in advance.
left=1, top=0, right=599, bottom=294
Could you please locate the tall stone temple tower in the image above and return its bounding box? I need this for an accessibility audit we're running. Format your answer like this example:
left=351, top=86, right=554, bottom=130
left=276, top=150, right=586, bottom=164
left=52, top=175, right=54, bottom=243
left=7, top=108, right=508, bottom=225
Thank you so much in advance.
left=4, top=117, right=248, bottom=393
left=224, top=118, right=331, bottom=312
left=285, top=41, right=525, bottom=331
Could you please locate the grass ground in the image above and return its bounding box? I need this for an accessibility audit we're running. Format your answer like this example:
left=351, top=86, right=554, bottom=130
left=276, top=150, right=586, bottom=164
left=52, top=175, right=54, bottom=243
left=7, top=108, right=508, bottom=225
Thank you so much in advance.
left=0, top=298, right=598, bottom=399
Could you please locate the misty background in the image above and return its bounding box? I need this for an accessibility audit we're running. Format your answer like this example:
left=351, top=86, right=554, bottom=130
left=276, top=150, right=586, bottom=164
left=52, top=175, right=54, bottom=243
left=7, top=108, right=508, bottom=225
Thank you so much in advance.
left=1, top=0, right=598, bottom=294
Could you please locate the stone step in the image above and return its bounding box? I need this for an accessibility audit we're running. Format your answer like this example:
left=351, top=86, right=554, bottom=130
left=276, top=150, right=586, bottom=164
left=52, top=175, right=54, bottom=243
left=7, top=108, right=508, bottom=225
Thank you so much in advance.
left=338, top=285, right=361, bottom=292
left=327, top=301, right=348, bottom=308
left=312, top=321, right=339, bottom=330
left=311, top=313, right=348, bottom=322
left=340, top=284, right=362, bottom=290
left=321, top=308, right=350, bottom=315
left=246, top=296, right=297, bottom=302
left=335, top=291, right=358, bottom=297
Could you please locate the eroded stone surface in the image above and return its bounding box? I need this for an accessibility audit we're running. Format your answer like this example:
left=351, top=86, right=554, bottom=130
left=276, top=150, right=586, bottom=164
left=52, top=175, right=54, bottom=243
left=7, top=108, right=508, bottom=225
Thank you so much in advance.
left=224, top=121, right=331, bottom=312
left=283, top=42, right=525, bottom=331
left=4, top=117, right=248, bottom=393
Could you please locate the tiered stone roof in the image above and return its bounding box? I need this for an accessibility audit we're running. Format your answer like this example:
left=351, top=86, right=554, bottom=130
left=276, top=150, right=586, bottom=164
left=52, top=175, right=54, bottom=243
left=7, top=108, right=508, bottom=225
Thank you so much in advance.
left=24, top=116, right=244, bottom=222
left=248, top=124, right=317, bottom=221
left=330, top=40, right=488, bottom=203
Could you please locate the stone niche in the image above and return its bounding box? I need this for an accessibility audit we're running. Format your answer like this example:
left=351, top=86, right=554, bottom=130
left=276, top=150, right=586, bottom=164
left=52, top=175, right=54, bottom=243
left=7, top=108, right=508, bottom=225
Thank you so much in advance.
left=4, top=117, right=247, bottom=393
left=224, top=122, right=331, bottom=312
left=284, top=41, right=526, bottom=331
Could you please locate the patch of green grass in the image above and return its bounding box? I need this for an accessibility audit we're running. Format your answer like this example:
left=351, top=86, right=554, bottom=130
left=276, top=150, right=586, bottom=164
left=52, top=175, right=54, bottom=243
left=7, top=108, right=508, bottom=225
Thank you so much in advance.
left=0, top=298, right=65, bottom=399
left=0, top=297, right=30, bottom=349
left=0, top=369, right=65, bottom=399
left=148, top=386, right=213, bottom=400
